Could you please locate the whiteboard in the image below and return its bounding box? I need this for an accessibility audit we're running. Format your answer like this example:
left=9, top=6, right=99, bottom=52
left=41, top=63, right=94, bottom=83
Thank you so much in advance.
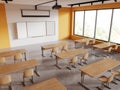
left=27, top=22, right=46, bottom=37
left=17, top=22, right=27, bottom=39
left=46, top=21, right=55, bottom=36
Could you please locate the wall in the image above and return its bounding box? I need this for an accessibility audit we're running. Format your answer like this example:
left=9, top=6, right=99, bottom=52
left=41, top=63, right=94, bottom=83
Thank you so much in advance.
left=58, top=7, right=71, bottom=40
left=0, top=3, right=10, bottom=49
left=70, top=2, right=120, bottom=40
left=5, top=4, right=59, bottom=47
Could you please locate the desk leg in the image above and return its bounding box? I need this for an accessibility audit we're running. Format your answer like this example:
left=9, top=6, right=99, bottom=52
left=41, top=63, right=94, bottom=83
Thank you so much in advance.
left=24, top=52, right=27, bottom=61
left=41, top=48, right=44, bottom=56
left=78, top=72, right=90, bottom=90
left=34, top=66, right=40, bottom=77
left=55, top=56, right=61, bottom=69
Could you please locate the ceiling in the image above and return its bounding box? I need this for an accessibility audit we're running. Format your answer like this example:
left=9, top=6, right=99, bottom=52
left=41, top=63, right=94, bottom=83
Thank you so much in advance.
left=0, top=0, right=116, bottom=7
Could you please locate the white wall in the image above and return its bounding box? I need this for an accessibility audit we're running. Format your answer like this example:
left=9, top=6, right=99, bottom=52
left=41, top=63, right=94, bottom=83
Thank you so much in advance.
left=5, top=4, right=58, bottom=47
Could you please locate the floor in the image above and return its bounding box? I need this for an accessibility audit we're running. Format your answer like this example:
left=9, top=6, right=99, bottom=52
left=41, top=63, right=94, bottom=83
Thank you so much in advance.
left=1, top=40, right=120, bottom=90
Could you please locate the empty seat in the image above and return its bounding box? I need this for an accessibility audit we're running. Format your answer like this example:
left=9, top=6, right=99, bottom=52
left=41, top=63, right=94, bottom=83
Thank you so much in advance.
left=0, top=57, right=6, bottom=65
left=67, top=56, right=78, bottom=70
left=78, top=53, right=89, bottom=65
left=111, top=70, right=120, bottom=81
left=98, top=74, right=115, bottom=89
left=14, top=53, right=23, bottom=63
left=23, top=69, right=34, bottom=86
left=0, top=75, right=12, bottom=90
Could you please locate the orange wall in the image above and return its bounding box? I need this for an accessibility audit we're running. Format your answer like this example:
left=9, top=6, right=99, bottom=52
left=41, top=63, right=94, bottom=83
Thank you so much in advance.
left=70, top=2, right=120, bottom=40
left=0, top=3, right=10, bottom=49
left=58, top=7, right=71, bottom=40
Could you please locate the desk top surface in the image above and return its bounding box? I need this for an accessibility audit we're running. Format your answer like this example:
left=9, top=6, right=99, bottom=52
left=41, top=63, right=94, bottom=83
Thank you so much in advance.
left=0, top=49, right=27, bottom=57
left=80, top=58, right=120, bottom=77
left=93, top=42, right=115, bottom=49
left=23, top=78, right=66, bottom=90
left=74, top=38, right=95, bottom=43
left=41, top=41, right=67, bottom=49
left=0, top=59, right=39, bottom=75
left=56, top=48, right=87, bottom=59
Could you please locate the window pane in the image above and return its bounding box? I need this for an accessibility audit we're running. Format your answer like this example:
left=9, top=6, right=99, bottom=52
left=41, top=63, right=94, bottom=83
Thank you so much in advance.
left=84, top=10, right=96, bottom=38
left=110, top=9, right=120, bottom=44
left=95, top=9, right=112, bottom=41
left=74, top=11, right=84, bottom=35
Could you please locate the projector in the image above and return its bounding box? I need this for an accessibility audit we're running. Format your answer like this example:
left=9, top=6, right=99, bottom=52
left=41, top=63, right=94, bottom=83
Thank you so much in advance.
left=52, top=3, right=62, bottom=9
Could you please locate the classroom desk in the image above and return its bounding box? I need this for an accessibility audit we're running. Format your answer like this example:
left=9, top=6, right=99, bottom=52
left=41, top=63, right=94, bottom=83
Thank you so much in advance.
left=93, top=42, right=115, bottom=49
left=79, top=58, right=120, bottom=90
left=0, top=49, right=27, bottom=60
left=0, top=59, right=40, bottom=75
left=74, top=38, right=95, bottom=48
left=23, top=78, right=66, bottom=90
left=41, top=41, right=67, bottom=56
left=55, top=48, right=87, bottom=69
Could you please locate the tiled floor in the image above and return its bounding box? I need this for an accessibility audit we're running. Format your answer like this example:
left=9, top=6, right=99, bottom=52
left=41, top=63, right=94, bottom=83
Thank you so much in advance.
left=1, top=40, right=120, bottom=90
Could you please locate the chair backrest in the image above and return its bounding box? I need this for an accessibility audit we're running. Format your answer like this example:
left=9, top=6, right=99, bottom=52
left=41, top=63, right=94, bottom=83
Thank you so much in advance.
left=85, top=40, right=89, bottom=45
left=71, top=56, right=78, bottom=63
left=107, top=74, right=115, bottom=83
left=63, top=44, right=68, bottom=51
left=52, top=47, right=59, bottom=54
left=114, top=45, right=119, bottom=50
left=23, top=69, right=34, bottom=78
left=0, top=75, right=11, bottom=85
left=83, top=53, right=89, bottom=60
left=108, top=47, right=113, bottom=52
left=0, top=57, right=6, bottom=64
left=14, top=53, right=23, bottom=60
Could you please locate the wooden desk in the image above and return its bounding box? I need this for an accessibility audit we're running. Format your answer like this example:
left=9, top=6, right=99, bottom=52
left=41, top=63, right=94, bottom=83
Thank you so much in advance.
left=93, top=42, right=115, bottom=49
left=74, top=38, right=95, bottom=44
left=79, top=58, right=120, bottom=90
left=74, top=38, right=95, bottom=48
left=23, top=78, right=66, bottom=90
left=55, top=48, right=87, bottom=69
left=41, top=41, right=67, bottom=56
left=0, top=59, right=40, bottom=75
left=0, top=49, right=27, bottom=60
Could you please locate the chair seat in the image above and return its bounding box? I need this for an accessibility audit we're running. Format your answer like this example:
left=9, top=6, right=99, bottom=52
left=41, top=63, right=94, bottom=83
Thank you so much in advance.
left=112, top=70, right=120, bottom=75
left=99, top=76, right=108, bottom=83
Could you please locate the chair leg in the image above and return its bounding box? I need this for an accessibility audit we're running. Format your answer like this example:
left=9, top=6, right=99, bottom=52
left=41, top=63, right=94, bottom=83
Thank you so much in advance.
left=78, top=59, right=83, bottom=66
left=72, top=63, right=76, bottom=68
left=31, top=76, right=34, bottom=83
left=22, top=78, right=25, bottom=86
left=66, top=63, right=71, bottom=70
left=83, top=60, right=87, bottom=65
left=9, top=85, right=12, bottom=90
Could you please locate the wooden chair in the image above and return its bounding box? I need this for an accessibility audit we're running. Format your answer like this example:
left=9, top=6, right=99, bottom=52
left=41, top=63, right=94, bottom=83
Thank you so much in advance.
left=67, top=56, right=78, bottom=70
left=103, top=47, right=113, bottom=57
left=14, top=53, right=23, bottom=63
left=78, top=53, right=89, bottom=65
left=23, top=69, right=34, bottom=86
left=0, top=75, right=12, bottom=90
left=112, top=44, right=119, bottom=53
left=98, top=74, right=115, bottom=89
left=0, top=57, right=6, bottom=65
left=51, top=47, right=60, bottom=57
left=111, top=70, right=120, bottom=81
left=61, top=44, right=69, bottom=52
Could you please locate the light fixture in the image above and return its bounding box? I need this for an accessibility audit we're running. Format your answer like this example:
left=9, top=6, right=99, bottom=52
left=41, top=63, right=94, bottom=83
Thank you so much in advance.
left=35, top=0, right=62, bottom=10
left=68, top=0, right=116, bottom=7
left=2, top=0, right=13, bottom=3
left=52, top=0, right=62, bottom=9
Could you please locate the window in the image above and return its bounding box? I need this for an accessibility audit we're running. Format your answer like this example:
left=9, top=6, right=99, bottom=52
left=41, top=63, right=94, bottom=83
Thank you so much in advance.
left=95, top=9, right=112, bottom=41
left=74, top=11, right=84, bottom=35
left=84, top=10, right=96, bottom=38
left=110, top=9, right=120, bottom=44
